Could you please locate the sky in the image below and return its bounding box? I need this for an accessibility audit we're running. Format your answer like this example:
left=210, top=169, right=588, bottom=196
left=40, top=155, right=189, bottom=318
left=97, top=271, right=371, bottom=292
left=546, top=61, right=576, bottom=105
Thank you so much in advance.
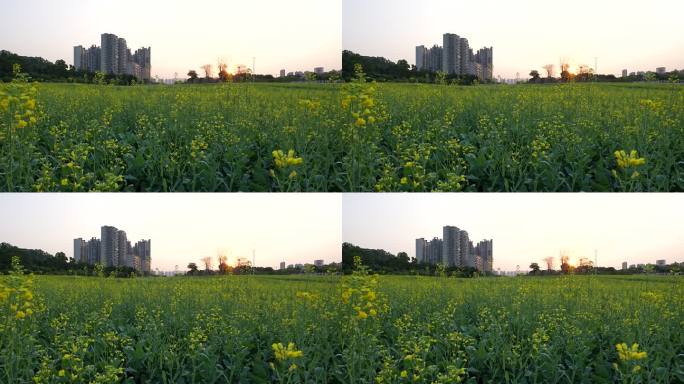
left=343, top=0, right=684, bottom=79
left=0, top=194, right=341, bottom=271
left=0, top=0, right=341, bottom=78
left=342, top=194, right=684, bottom=271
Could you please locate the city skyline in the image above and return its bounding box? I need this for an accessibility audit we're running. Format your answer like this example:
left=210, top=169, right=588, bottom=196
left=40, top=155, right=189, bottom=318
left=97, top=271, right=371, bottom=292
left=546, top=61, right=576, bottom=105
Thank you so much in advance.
left=342, top=194, right=684, bottom=271
left=416, top=225, right=493, bottom=272
left=343, top=0, right=684, bottom=79
left=74, top=33, right=151, bottom=80
left=416, top=32, right=493, bottom=80
left=74, top=225, right=151, bottom=272
left=0, top=194, right=341, bottom=271
left=0, top=0, right=341, bottom=79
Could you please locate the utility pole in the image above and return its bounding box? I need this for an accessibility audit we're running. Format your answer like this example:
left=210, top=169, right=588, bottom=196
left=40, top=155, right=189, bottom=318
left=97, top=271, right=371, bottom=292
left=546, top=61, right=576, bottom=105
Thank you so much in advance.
left=594, top=249, right=598, bottom=275
left=252, top=57, right=256, bottom=82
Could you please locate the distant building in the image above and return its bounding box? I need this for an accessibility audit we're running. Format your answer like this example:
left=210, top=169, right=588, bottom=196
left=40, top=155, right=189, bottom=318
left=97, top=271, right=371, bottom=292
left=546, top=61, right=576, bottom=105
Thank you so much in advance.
left=116, top=229, right=127, bottom=267
left=73, top=238, right=86, bottom=262
left=656, top=67, right=666, bottom=75
left=622, top=69, right=628, bottom=77
left=76, top=226, right=149, bottom=271
left=656, top=259, right=666, bottom=266
left=85, top=237, right=100, bottom=265
left=314, top=67, right=324, bottom=75
left=279, top=261, right=286, bottom=269
left=100, top=225, right=119, bottom=267
left=73, top=46, right=85, bottom=71
left=416, top=32, right=492, bottom=80
left=427, top=45, right=442, bottom=73
left=622, top=261, right=628, bottom=270
left=415, top=45, right=428, bottom=71
left=415, top=238, right=427, bottom=263
left=280, top=69, right=286, bottom=77
left=442, top=226, right=461, bottom=266
left=442, top=33, right=462, bottom=75
left=476, top=240, right=493, bottom=272
left=314, top=259, right=324, bottom=267
left=74, top=33, right=150, bottom=80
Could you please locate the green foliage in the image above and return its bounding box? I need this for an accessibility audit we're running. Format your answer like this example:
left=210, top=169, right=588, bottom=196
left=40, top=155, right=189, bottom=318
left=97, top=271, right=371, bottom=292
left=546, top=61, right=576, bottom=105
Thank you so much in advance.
left=0, top=274, right=681, bottom=383
left=0, top=80, right=682, bottom=191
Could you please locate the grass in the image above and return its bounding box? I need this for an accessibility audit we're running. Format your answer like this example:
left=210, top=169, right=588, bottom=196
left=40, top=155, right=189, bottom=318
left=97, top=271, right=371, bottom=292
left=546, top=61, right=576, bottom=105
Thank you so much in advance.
left=1, top=79, right=682, bottom=191
left=2, top=269, right=682, bottom=383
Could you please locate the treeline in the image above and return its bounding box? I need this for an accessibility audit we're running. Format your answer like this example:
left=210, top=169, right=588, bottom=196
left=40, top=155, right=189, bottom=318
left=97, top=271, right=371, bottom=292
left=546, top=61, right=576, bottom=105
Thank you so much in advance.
left=185, top=261, right=342, bottom=276
left=0, top=50, right=140, bottom=85
left=528, top=68, right=683, bottom=84
left=342, top=50, right=481, bottom=84
left=0, top=242, right=143, bottom=277
left=528, top=261, right=682, bottom=276
left=342, top=243, right=482, bottom=277
left=185, top=70, right=341, bottom=84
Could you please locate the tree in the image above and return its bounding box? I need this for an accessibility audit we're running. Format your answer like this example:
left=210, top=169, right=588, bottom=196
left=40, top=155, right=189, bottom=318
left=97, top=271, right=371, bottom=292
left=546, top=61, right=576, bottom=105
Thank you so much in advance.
left=201, top=256, right=213, bottom=271
left=543, top=256, right=554, bottom=272
left=187, top=262, right=198, bottom=275
left=542, top=64, right=555, bottom=78
left=529, top=262, right=540, bottom=274
left=187, top=70, right=198, bottom=83
left=529, top=70, right=541, bottom=82
left=201, top=64, right=213, bottom=79
left=217, top=59, right=229, bottom=82
left=217, top=254, right=228, bottom=274
left=560, top=253, right=571, bottom=274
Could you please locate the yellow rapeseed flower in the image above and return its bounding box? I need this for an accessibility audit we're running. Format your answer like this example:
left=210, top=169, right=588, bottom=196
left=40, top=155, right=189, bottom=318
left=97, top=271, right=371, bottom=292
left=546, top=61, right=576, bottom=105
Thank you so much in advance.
left=614, top=150, right=645, bottom=169
left=616, top=343, right=647, bottom=361
left=15, top=310, right=26, bottom=319
left=272, top=342, right=303, bottom=361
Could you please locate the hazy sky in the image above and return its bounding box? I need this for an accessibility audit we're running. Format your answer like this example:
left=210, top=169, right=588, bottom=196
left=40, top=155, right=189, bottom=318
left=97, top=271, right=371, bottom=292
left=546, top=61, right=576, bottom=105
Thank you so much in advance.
left=0, top=194, right=341, bottom=271
left=342, top=194, right=684, bottom=271
left=343, top=0, right=684, bottom=78
left=0, top=0, right=341, bottom=78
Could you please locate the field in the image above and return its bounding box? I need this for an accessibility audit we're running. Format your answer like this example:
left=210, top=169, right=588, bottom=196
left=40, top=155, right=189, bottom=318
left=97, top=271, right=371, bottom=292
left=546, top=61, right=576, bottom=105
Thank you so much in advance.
left=2, top=264, right=683, bottom=383
left=1, top=75, right=682, bottom=191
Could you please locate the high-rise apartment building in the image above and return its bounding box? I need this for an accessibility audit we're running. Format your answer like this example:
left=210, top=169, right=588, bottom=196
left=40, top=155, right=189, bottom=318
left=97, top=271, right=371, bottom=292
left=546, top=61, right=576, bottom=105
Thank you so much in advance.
left=117, top=37, right=128, bottom=76
left=442, top=33, right=461, bottom=75
left=134, top=239, right=151, bottom=273
left=73, top=46, right=86, bottom=71
left=415, top=45, right=428, bottom=71
left=100, top=33, right=119, bottom=74
left=622, top=261, right=628, bottom=270
left=459, top=230, right=471, bottom=267
left=100, top=225, right=119, bottom=267
left=280, top=69, right=286, bottom=77
left=622, top=69, right=628, bottom=77
left=314, top=259, right=324, bottom=267
left=426, top=237, right=443, bottom=265
left=427, top=45, right=443, bottom=73
left=280, top=261, right=286, bottom=269
left=476, top=240, right=493, bottom=272
left=416, top=226, right=492, bottom=271
left=73, top=238, right=86, bottom=262
left=415, top=238, right=427, bottom=263
left=116, top=230, right=128, bottom=267
left=442, top=226, right=461, bottom=266
left=86, top=237, right=100, bottom=265
left=415, top=33, right=493, bottom=80
left=74, top=33, right=150, bottom=80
